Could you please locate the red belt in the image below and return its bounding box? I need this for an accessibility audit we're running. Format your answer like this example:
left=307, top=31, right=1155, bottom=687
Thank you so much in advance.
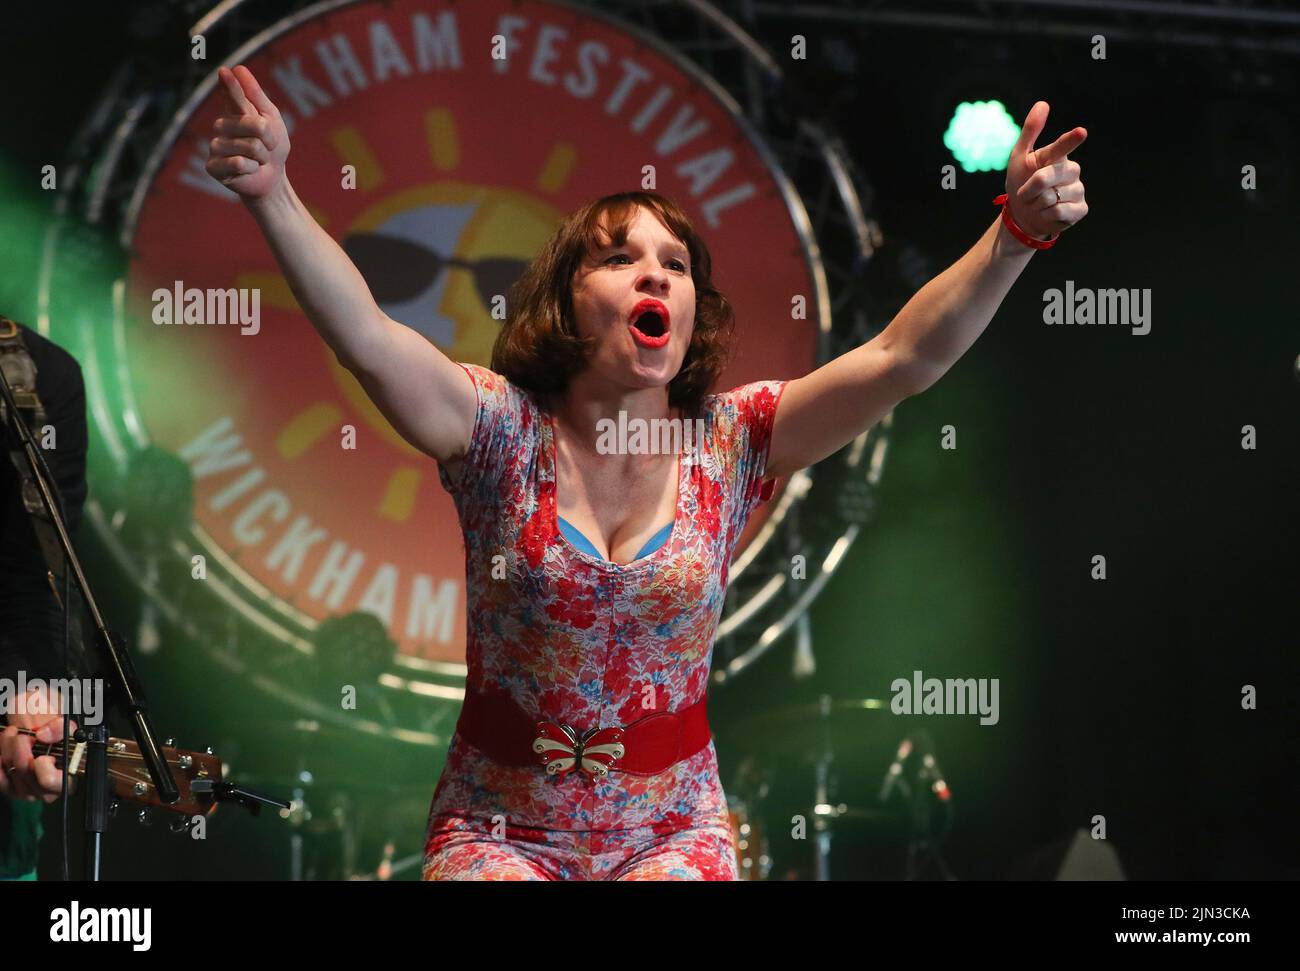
left=455, top=686, right=711, bottom=777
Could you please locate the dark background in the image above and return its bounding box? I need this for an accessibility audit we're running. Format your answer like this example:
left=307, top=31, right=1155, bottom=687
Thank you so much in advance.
left=2, top=0, right=1296, bottom=880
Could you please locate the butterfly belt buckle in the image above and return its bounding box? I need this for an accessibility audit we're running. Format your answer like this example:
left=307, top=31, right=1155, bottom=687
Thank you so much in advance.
left=532, top=720, right=626, bottom=778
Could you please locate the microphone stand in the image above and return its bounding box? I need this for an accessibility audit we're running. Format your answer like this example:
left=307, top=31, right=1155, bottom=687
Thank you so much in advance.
left=0, top=361, right=178, bottom=879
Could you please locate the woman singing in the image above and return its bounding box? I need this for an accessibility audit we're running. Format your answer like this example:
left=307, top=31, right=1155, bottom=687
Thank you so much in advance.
left=207, top=64, right=1087, bottom=880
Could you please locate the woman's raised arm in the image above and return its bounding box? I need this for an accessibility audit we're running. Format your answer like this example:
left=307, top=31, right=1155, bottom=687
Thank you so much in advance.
left=206, top=64, right=475, bottom=464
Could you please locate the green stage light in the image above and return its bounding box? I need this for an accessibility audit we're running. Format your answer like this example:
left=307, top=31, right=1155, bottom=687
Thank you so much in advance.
left=943, top=100, right=1020, bottom=173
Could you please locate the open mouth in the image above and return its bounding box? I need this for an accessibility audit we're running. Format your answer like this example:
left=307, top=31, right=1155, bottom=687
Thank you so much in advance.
left=633, top=310, right=666, bottom=337
left=628, top=300, right=671, bottom=348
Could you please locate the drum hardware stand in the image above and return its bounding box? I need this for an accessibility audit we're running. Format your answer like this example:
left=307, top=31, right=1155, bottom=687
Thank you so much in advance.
left=897, top=731, right=956, bottom=880
left=811, top=693, right=835, bottom=880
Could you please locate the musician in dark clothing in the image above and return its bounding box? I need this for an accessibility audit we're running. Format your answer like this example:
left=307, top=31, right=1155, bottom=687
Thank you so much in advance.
left=0, top=317, right=88, bottom=880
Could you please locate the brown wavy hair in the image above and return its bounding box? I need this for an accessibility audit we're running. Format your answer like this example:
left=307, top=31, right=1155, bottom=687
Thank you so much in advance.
left=490, top=191, right=735, bottom=418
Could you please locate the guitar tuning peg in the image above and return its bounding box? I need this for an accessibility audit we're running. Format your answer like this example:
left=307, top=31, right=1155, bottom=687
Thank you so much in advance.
left=108, top=798, right=120, bottom=818
left=170, top=815, right=191, bottom=834
left=205, top=746, right=214, bottom=755
left=137, top=808, right=152, bottom=827
left=164, top=738, right=174, bottom=747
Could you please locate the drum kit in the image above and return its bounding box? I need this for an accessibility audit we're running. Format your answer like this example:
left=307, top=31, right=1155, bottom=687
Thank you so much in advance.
left=720, top=695, right=956, bottom=880
left=216, top=718, right=432, bottom=881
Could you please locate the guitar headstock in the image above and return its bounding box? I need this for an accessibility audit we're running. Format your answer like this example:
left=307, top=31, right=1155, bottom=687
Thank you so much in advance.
left=94, top=738, right=224, bottom=818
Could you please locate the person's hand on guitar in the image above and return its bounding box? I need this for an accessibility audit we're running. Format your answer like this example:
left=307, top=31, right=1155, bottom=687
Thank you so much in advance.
left=0, top=686, right=78, bottom=803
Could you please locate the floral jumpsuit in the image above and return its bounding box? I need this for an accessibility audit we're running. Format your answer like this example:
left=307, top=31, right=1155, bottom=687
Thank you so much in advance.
left=423, top=363, right=788, bottom=880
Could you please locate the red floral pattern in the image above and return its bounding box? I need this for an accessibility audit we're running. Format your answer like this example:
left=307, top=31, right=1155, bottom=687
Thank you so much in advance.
left=425, top=363, right=788, bottom=880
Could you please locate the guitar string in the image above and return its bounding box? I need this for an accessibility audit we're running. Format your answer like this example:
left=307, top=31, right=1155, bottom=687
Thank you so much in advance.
left=12, top=730, right=198, bottom=788
left=16, top=728, right=194, bottom=769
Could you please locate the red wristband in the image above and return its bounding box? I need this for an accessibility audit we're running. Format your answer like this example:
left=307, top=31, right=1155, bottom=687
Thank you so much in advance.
left=993, top=193, right=1058, bottom=250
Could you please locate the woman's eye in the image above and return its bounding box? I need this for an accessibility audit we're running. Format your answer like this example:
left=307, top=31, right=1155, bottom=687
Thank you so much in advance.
left=605, top=254, right=687, bottom=272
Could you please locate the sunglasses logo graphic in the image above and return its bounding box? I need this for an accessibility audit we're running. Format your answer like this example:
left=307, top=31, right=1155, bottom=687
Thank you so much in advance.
left=342, top=232, right=528, bottom=311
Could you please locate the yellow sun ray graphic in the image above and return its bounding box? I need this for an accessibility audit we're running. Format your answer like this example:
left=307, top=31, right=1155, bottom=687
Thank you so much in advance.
left=331, top=127, right=385, bottom=190
left=275, top=403, right=342, bottom=459
left=424, top=108, right=460, bottom=170
left=538, top=142, right=576, bottom=193
left=379, top=466, right=422, bottom=521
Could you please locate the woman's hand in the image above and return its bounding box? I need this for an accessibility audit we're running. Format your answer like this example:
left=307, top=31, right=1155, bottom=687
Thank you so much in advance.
left=205, top=65, right=290, bottom=200
left=1005, top=101, right=1088, bottom=241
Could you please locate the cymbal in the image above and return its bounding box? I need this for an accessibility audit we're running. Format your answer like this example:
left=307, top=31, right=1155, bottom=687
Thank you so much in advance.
left=716, top=698, right=892, bottom=756
left=773, top=803, right=897, bottom=823
left=726, top=698, right=888, bottom=731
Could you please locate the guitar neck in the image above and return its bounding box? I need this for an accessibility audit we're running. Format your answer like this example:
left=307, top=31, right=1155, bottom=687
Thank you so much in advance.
left=14, top=726, right=89, bottom=775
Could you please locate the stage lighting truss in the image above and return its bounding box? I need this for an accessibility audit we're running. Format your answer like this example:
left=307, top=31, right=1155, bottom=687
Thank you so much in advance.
left=742, top=0, right=1300, bottom=57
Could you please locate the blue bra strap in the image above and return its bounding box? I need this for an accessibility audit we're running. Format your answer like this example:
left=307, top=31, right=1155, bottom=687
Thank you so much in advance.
left=635, top=520, right=674, bottom=559
left=556, top=515, right=604, bottom=558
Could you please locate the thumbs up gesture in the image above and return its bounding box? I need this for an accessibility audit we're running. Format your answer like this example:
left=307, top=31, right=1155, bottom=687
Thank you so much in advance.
left=1005, top=101, right=1089, bottom=241
left=205, top=65, right=290, bottom=200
